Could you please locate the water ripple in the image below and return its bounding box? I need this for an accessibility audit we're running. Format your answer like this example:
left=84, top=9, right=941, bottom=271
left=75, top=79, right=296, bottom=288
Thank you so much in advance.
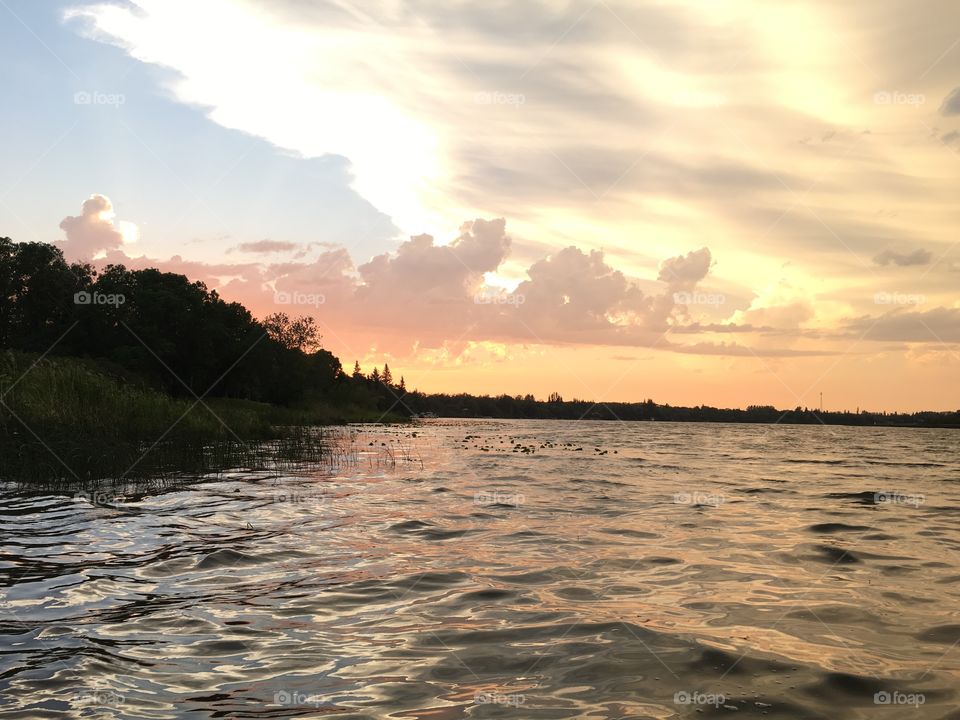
left=1, top=421, right=958, bottom=718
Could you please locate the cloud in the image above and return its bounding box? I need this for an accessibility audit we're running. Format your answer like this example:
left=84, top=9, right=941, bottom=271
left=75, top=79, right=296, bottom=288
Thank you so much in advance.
left=670, top=322, right=771, bottom=334
left=658, top=247, right=712, bottom=289
left=57, top=195, right=960, bottom=363
left=57, top=198, right=722, bottom=351
left=941, top=87, right=960, bottom=116
left=734, top=301, right=815, bottom=330
left=845, top=307, right=960, bottom=342
left=58, top=194, right=132, bottom=259
left=354, top=218, right=510, bottom=330
left=507, top=246, right=652, bottom=338
left=942, top=130, right=960, bottom=149
left=726, top=275, right=826, bottom=334
left=60, top=3, right=900, bottom=239
left=873, top=248, right=932, bottom=267
left=671, top=341, right=835, bottom=357
left=231, top=239, right=300, bottom=254
left=63, top=1, right=960, bottom=335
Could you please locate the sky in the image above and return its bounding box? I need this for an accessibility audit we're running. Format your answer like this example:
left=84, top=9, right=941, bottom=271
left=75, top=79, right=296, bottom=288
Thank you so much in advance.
left=1, top=0, right=959, bottom=411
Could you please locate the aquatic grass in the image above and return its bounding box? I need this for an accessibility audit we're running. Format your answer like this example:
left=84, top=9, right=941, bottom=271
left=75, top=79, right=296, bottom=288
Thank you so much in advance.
left=1, top=351, right=269, bottom=436
left=0, top=352, right=322, bottom=484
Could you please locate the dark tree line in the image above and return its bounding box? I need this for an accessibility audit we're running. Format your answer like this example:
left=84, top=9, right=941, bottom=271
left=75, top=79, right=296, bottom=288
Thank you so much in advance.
left=347, top=362, right=410, bottom=414
left=0, top=238, right=363, bottom=408
left=399, top=393, right=960, bottom=427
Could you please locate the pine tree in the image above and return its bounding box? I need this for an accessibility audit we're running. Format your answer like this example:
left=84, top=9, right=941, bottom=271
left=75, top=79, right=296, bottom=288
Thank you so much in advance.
left=352, top=361, right=362, bottom=379
left=370, top=367, right=381, bottom=383
left=382, top=363, right=393, bottom=386
left=399, top=376, right=406, bottom=392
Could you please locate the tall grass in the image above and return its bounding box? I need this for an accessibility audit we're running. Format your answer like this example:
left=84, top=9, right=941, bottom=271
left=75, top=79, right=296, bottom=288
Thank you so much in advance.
left=0, top=351, right=328, bottom=485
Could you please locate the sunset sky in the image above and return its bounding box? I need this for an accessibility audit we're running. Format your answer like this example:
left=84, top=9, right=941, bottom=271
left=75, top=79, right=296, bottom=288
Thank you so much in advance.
left=2, top=0, right=959, bottom=411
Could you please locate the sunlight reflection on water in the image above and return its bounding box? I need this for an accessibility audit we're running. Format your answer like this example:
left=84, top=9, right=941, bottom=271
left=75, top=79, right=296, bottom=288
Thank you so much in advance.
left=1, top=420, right=959, bottom=718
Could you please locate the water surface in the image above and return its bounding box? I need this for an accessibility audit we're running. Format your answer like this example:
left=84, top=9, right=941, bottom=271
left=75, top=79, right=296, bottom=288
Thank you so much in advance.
left=1, top=420, right=959, bottom=718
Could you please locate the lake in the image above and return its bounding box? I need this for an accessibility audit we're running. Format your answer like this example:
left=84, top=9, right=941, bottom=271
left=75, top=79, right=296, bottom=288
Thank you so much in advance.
left=1, top=420, right=958, bottom=718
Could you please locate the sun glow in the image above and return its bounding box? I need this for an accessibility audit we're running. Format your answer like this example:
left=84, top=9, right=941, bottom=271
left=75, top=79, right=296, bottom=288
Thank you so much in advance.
left=118, top=220, right=139, bottom=245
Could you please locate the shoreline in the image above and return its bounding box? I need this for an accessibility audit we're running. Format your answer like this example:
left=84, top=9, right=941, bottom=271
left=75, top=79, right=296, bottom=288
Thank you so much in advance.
left=414, top=415, right=960, bottom=430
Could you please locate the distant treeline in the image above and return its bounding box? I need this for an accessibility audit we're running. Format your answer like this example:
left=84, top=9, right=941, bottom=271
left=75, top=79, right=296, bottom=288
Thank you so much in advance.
left=395, top=392, right=960, bottom=428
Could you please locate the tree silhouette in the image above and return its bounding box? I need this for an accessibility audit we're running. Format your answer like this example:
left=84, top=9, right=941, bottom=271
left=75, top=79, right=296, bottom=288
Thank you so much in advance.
left=262, top=312, right=320, bottom=352
left=0, top=237, right=91, bottom=350
left=382, top=363, right=393, bottom=386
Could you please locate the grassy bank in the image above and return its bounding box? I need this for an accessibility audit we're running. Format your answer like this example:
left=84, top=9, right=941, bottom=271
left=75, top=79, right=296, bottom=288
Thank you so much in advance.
left=0, top=352, right=401, bottom=484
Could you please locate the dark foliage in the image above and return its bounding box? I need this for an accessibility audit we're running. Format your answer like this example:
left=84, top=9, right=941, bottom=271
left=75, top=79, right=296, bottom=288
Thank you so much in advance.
left=0, top=237, right=366, bottom=410
left=401, top=393, right=960, bottom=428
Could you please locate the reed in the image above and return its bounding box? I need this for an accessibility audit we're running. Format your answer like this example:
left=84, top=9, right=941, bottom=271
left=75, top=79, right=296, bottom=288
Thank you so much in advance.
left=0, top=352, right=324, bottom=484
